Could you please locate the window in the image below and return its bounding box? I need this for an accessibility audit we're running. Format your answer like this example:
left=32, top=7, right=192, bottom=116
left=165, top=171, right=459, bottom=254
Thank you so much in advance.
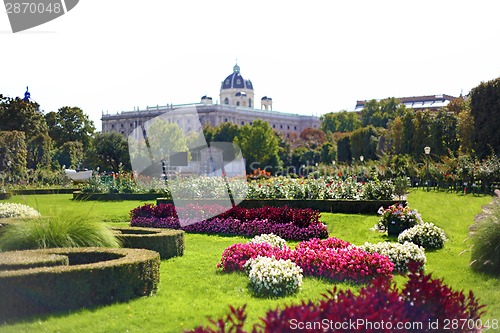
left=111, top=124, right=115, bottom=129
left=236, top=101, right=240, bottom=106
left=224, top=98, right=229, bottom=105
left=250, top=122, right=253, bottom=125
left=248, top=98, right=252, bottom=108
left=130, top=123, right=134, bottom=127
left=224, top=118, right=228, bottom=122
left=273, top=124, right=276, bottom=128
left=287, top=125, right=290, bottom=130
left=294, top=126, right=297, bottom=130
left=241, top=121, right=245, bottom=125
left=280, top=125, right=283, bottom=129
left=120, top=123, right=124, bottom=128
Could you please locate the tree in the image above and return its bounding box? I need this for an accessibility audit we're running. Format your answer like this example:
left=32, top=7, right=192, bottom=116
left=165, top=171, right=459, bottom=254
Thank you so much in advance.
left=54, top=141, right=84, bottom=169
left=321, top=111, right=361, bottom=134
left=361, top=98, right=406, bottom=128
left=0, top=131, right=27, bottom=182
left=211, top=122, right=240, bottom=143
left=469, top=77, right=500, bottom=158
left=349, top=126, right=379, bottom=161
left=299, top=127, right=325, bottom=149
left=45, top=106, right=95, bottom=148
left=336, top=134, right=352, bottom=163
left=0, top=95, right=52, bottom=169
left=94, top=132, right=131, bottom=172
left=234, top=119, right=281, bottom=172
left=457, top=107, right=475, bottom=154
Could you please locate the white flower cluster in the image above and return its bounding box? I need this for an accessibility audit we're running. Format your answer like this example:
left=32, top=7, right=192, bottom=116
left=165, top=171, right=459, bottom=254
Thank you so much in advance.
left=0, top=203, right=41, bottom=219
left=244, top=256, right=303, bottom=296
left=398, top=222, right=448, bottom=249
left=361, top=241, right=426, bottom=273
left=251, top=233, right=288, bottom=249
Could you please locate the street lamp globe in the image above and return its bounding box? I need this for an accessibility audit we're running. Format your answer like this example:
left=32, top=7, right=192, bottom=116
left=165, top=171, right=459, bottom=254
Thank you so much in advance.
left=424, top=146, right=431, bottom=155
left=360, top=155, right=364, bottom=162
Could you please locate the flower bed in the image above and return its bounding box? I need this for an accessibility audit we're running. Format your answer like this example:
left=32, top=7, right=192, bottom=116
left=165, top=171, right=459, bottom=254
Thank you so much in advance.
left=244, top=256, right=303, bottom=297
left=0, top=203, right=41, bottom=219
left=398, top=222, right=448, bottom=249
left=217, top=237, right=394, bottom=283
left=130, top=204, right=328, bottom=241
left=189, top=263, right=485, bottom=333
left=361, top=241, right=426, bottom=273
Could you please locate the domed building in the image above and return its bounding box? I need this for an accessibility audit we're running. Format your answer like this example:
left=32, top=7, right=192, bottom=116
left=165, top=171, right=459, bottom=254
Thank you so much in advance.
left=102, top=64, right=319, bottom=138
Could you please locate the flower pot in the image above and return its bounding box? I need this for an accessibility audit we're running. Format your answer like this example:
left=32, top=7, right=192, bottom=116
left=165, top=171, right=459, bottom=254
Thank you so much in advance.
left=0, top=192, right=12, bottom=200
left=387, top=220, right=406, bottom=236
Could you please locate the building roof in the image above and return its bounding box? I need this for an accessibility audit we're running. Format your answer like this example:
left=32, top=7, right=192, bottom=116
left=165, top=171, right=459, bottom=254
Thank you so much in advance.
left=354, top=94, right=457, bottom=112
left=221, top=64, right=253, bottom=90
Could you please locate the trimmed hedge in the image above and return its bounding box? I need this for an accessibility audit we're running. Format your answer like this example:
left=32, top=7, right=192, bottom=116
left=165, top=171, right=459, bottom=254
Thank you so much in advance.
left=155, top=198, right=405, bottom=214
left=0, top=251, right=69, bottom=270
left=0, top=247, right=160, bottom=321
left=73, top=191, right=163, bottom=201
left=113, top=227, right=184, bottom=260
left=13, top=188, right=78, bottom=195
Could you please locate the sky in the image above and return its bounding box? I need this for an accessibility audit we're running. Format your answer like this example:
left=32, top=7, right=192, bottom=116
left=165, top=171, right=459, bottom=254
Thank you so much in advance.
left=1, top=0, right=500, bottom=131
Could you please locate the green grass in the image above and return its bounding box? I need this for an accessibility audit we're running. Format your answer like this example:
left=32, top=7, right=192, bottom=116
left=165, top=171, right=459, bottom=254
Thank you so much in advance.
left=0, top=190, right=498, bottom=332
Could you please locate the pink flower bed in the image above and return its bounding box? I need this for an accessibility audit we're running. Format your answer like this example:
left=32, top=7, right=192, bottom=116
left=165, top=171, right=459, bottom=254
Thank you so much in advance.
left=217, top=237, right=394, bottom=282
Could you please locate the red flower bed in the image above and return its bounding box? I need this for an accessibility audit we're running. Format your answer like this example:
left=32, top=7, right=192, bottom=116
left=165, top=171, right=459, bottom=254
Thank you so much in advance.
left=130, top=204, right=328, bottom=241
left=217, top=237, right=394, bottom=283
left=187, top=263, right=486, bottom=333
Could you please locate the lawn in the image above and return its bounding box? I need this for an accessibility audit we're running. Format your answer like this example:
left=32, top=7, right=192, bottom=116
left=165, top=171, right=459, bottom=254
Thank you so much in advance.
left=0, top=190, right=498, bottom=333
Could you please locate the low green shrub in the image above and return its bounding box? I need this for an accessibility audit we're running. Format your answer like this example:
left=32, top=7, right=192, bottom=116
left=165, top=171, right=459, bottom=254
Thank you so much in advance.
left=0, top=251, right=68, bottom=270
left=0, top=247, right=160, bottom=321
left=470, top=198, right=500, bottom=276
left=0, top=212, right=121, bottom=251
left=113, top=227, right=184, bottom=259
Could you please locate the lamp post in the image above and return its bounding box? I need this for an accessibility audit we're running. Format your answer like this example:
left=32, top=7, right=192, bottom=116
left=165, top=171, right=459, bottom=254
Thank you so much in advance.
left=424, top=146, right=431, bottom=191
left=359, top=156, right=364, bottom=181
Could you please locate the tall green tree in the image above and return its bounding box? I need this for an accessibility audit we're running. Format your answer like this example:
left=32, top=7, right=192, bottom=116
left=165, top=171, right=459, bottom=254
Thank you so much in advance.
left=321, top=111, right=361, bottom=133
left=0, top=131, right=27, bottom=182
left=0, top=95, right=52, bottom=169
left=45, top=106, right=95, bottom=148
left=94, top=132, right=131, bottom=172
left=234, top=119, right=281, bottom=172
left=469, top=77, right=500, bottom=158
left=349, top=126, right=379, bottom=161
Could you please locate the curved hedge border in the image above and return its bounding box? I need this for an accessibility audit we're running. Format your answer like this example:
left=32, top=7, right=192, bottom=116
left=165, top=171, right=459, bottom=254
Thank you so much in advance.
left=0, top=247, right=160, bottom=321
left=155, top=198, right=406, bottom=214
left=113, top=227, right=184, bottom=260
left=13, top=188, right=78, bottom=195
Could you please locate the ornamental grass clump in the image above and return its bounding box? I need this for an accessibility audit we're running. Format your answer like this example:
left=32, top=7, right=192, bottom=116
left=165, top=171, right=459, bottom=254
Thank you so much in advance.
left=361, top=241, right=426, bottom=273
left=398, top=222, right=448, bottom=249
left=0, top=203, right=41, bottom=219
left=244, top=256, right=303, bottom=297
left=470, top=199, right=500, bottom=276
left=0, top=211, right=121, bottom=251
left=251, top=233, right=287, bottom=249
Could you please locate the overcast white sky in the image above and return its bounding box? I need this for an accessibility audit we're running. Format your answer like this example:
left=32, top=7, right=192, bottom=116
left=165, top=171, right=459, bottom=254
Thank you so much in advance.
left=1, top=0, right=499, bottom=130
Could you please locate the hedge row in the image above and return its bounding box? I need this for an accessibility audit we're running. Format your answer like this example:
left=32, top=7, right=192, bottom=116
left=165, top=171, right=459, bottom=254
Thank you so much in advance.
left=113, top=227, right=184, bottom=260
left=0, top=247, right=160, bottom=321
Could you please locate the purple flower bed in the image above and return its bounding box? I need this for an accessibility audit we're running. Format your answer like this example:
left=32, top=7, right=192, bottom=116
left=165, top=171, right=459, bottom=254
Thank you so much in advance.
left=130, top=204, right=328, bottom=241
left=217, top=237, right=394, bottom=282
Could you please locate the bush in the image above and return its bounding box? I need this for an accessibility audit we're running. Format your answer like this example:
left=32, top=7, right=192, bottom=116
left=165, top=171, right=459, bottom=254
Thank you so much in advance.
left=250, top=233, right=287, bottom=249
left=188, top=263, right=486, bottom=333
left=0, top=212, right=121, bottom=251
left=470, top=199, right=500, bottom=276
left=361, top=241, right=426, bottom=273
left=0, top=247, right=160, bottom=321
left=244, top=256, right=303, bottom=297
left=398, top=222, right=448, bottom=249
left=0, top=203, right=41, bottom=219
left=113, top=226, right=184, bottom=259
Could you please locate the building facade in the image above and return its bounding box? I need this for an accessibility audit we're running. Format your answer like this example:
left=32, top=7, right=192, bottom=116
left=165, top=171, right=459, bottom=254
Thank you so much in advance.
left=101, top=64, right=320, bottom=138
left=353, top=94, right=457, bottom=112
